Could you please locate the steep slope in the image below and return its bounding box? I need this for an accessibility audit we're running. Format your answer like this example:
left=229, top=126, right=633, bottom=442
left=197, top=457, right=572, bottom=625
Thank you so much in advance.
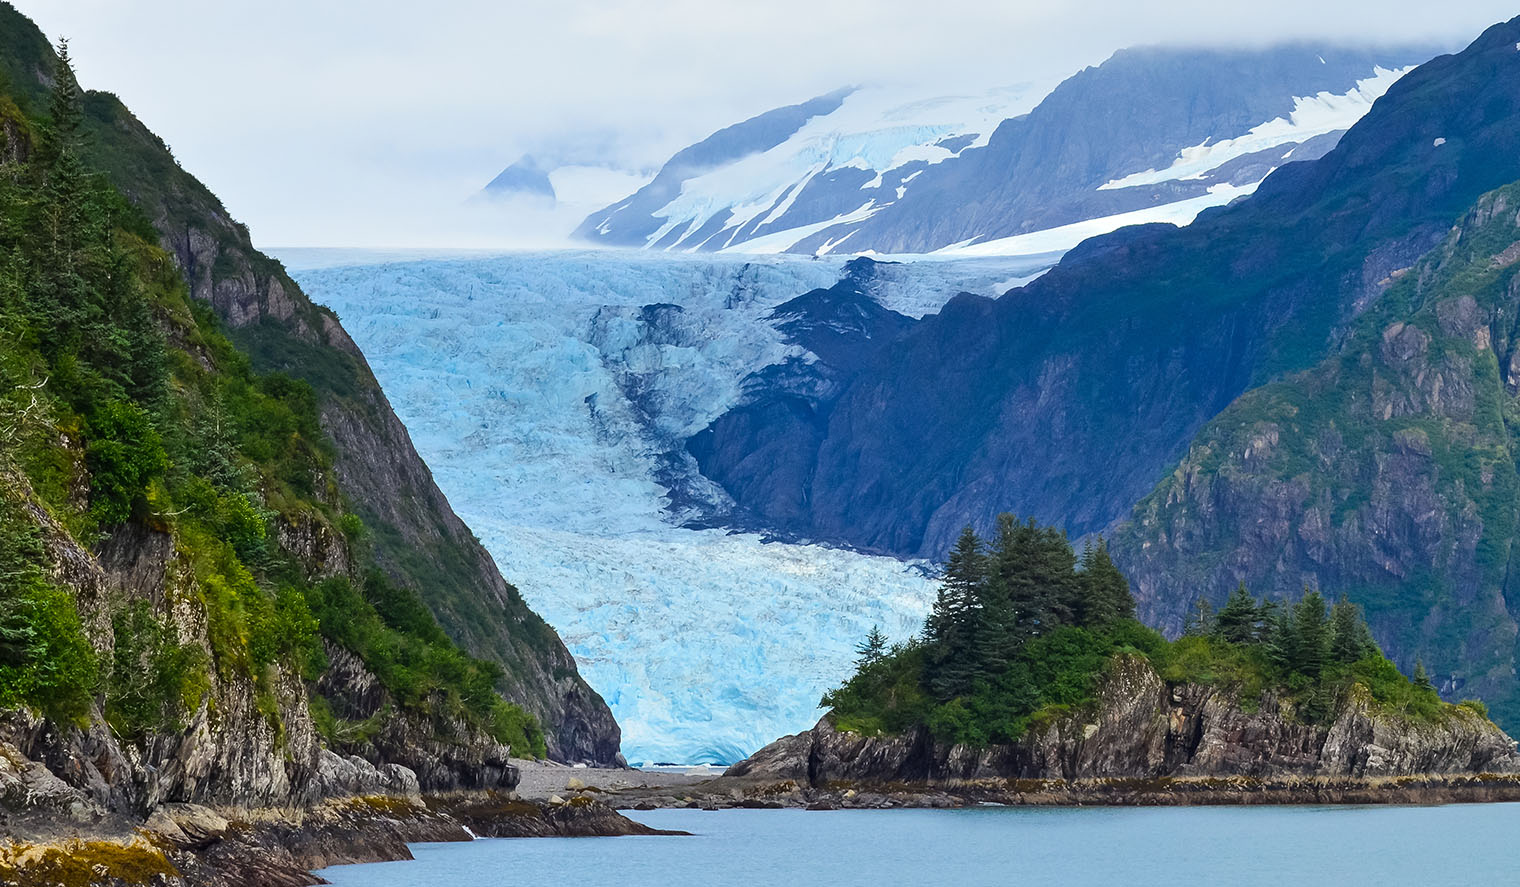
left=696, top=15, right=1520, bottom=557
left=0, top=29, right=539, bottom=823
left=0, top=2, right=619, bottom=763
left=1111, top=182, right=1520, bottom=724
left=576, top=45, right=1434, bottom=256
left=687, top=17, right=1520, bottom=720
left=574, top=87, right=857, bottom=248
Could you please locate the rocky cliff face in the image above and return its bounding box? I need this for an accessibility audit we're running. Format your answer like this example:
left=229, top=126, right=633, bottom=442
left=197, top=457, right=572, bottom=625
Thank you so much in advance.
left=730, top=655, right=1518, bottom=785
left=0, top=3, right=619, bottom=764
left=1111, top=183, right=1520, bottom=722
left=0, top=468, right=516, bottom=818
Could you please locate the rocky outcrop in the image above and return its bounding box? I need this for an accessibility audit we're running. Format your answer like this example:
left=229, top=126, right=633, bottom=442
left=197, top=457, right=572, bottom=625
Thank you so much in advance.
left=729, top=656, right=1519, bottom=786
left=315, top=643, right=521, bottom=793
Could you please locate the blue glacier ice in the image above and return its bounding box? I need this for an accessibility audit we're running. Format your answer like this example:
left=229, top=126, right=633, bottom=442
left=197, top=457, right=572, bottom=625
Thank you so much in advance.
left=286, top=249, right=1043, bottom=764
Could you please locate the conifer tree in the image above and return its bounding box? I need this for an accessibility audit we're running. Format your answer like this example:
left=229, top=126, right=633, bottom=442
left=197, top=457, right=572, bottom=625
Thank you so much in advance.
left=925, top=526, right=984, bottom=699
left=1413, top=659, right=1435, bottom=692
left=1328, top=596, right=1375, bottom=664
left=47, top=38, right=83, bottom=150
left=1264, top=602, right=1293, bottom=672
left=1182, top=596, right=1214, bottom=637
left=1075, top=538, right=1135, bottom=627
left=1289, top=589, right=1330, bottom=677
left=1215, top=582, right=1260, bottom=644
left=973, top=514, right=1026, bottom=674
left=855, top=625, right=887, bottom=667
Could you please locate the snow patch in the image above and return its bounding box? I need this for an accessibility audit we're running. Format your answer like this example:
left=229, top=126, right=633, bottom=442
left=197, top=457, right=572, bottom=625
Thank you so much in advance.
left=642, top=84, right=1049, bottom=252
left=934, top=181, right=1260, bottom=258
left=1098, top=66, right=1411, bottom=191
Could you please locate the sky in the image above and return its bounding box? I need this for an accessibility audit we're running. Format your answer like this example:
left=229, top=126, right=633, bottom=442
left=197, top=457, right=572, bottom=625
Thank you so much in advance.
left=19, top=1, right=1519, bottom=249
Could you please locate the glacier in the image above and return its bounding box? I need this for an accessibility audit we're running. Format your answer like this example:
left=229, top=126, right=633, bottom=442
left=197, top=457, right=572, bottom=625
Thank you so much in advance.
left=285, top=249, right=1039, bottom=765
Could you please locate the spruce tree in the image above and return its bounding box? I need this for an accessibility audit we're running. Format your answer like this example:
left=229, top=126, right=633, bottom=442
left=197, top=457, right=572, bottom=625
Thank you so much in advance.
left=1289, top=589, right=1330, bottom=678
left=1264, top=602, right=1293, bottom=672
left=1328, top=596, right=1374, bottom=664
left=1182, top=596, right=1214, bottom=637
left=47, top=38, right=83, bottom=150
left=1413, top=659, right=1435, bottom=692
left=1215, top=582, right=1260, bottom=645
left=1075, top=538, right=1135, bottom=627
left=855, top=625, right=887, bottom=667
left=925, top=526, right=985, bottom=699
left=974, top=514, right=1027, bottom=674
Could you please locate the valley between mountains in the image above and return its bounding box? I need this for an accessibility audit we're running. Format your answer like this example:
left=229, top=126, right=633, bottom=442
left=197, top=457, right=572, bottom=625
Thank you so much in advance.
left=6, top=3, right=1520, bottom=885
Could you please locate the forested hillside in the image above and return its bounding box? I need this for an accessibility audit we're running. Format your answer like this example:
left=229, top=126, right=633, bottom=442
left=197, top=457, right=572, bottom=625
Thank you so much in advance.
left=0, top=1, right=619, bottom=765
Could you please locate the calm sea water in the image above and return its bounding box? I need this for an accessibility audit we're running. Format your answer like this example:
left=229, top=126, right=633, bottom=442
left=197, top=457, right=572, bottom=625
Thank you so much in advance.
left=318, top=805, right=1520, bottom=886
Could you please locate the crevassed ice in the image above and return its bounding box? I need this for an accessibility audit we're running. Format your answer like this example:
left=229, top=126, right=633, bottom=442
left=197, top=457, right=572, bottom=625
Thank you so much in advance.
left=289, top=250, right=1038, bottom=765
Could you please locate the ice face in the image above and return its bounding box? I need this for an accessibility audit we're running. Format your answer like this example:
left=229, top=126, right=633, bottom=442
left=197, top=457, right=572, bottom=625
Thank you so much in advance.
left=288, top=249, right=1037, bottom=764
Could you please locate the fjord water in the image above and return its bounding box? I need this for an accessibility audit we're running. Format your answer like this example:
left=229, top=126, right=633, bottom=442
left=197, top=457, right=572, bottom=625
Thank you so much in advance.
left=319, top=805, right=1519, bottom=886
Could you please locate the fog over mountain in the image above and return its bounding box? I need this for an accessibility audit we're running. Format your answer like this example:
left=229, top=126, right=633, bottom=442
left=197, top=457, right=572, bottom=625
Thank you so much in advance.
left=23, top=0, right=1517, bottom=248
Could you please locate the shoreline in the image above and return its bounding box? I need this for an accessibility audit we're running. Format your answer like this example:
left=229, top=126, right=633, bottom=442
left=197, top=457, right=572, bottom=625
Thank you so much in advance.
left=8, top=771, right=1520, bottom=885
left=597, top=771, right=1520, bottom=812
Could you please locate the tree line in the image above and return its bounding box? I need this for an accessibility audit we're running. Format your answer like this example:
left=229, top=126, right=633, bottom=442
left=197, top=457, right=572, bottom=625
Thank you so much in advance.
left=828, top=515, right=1450, bottom=745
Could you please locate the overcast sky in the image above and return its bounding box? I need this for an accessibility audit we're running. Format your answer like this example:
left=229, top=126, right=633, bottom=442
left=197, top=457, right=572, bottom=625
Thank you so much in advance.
left=19, top=1, right=1518, bottom=248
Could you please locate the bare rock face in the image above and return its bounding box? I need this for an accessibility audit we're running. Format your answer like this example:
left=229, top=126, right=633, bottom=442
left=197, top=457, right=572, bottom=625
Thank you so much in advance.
left=730, top=656, right=1520, bottom=786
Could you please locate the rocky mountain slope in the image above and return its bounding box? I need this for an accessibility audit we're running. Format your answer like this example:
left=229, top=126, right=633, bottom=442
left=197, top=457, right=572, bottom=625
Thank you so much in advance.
left=0, top=2, right=619, bottom=765
left=1111, top=180, right=1520, bottom=718
left=681, top=17, right=1520, bottom=726
left=575, top=44, right=1434, bottom=256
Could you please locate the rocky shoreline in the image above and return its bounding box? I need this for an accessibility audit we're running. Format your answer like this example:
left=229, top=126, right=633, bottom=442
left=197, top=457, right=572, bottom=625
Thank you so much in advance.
left=601, top=771, right=1520, bottom=812
left=0, top=791, right=685, bottom=887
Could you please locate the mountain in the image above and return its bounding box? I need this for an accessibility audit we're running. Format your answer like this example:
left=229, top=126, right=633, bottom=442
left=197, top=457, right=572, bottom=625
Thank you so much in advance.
left=480, top=154, right=556, bottom=203
left=575, top=44, right=1437, bottom=257
left=0, top=0, right=618, bottom=769
left=572, top=84, right=1041, bottom=252
left=683, top=17, right=1520, bottom=725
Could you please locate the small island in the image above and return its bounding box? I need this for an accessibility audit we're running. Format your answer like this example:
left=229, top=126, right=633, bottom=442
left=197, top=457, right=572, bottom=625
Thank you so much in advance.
left=715, top=518, right=1520, bottom=807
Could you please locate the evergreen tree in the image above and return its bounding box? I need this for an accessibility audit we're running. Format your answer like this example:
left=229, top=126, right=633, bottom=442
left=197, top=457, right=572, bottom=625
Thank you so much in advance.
left=1328, top=596, right=1375, bottom=664
left=1214, top=582, right=1260, bottom=645
left=855, top=625, right=887, bottom=667
left=1182, top=596, right=1214, bottom=637
left=972, top=514, right=1026, bottom=675
left=1413, top=659, right=1435, bottom=691
left=46, top=38, right=83, bottom=151
left=925, top=526, right=984, bottom=699
left=1288, top=589, right=1330, bottom=678
left=1075, top=538, right=1136, bottom=627
left=1264, top=602, right=1293, bottom=672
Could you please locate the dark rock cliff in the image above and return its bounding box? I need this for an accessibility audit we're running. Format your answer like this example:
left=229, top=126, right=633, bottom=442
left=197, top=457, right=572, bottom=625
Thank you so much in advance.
left=1111, top=182, right=1520, bottom=721
left=730, top=655, right=1518, bottom=785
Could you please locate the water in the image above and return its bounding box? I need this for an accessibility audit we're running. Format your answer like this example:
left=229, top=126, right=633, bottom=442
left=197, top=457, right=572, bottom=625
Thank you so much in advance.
left=318, top=805, right=1520, bottom=886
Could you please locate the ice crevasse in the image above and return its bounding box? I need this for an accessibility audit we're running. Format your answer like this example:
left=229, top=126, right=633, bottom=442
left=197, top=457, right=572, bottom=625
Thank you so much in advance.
left=289, top=249, right=1036, bottom=765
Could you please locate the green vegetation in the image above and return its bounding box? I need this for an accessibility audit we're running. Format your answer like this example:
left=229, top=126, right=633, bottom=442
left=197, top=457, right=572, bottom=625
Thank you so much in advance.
left=307, top=572, right=547, bottom=757
left=0, top=40, right=544, bottom=757
left=824, top=517, right=1453, bottom=746
left=1114, top=179, right=1520, bottom=731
